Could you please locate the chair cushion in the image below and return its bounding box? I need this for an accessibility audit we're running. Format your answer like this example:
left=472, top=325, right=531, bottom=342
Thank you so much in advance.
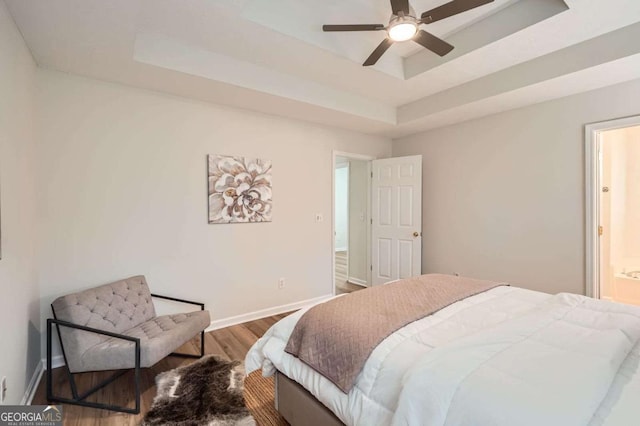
left=52, top=276, right=157, bottom=372
left=52, top=275, right=156, bottom=333
left=75, top=310, right=211, bottom=372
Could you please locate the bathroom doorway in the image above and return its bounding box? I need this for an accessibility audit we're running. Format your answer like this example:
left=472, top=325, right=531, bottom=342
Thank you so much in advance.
left=333, top=153, right=372, bottom=295
left=586, top=117, right=640, bottom=306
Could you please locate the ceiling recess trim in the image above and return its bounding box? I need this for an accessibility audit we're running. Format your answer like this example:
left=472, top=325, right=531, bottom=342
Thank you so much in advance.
left=404, top=0, right=570, bottom=79
left=133, top=32, right=397, bottom=124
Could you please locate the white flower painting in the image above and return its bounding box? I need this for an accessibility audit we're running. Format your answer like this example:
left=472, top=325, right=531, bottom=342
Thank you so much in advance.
left=208, top=155, right=272, bottom=224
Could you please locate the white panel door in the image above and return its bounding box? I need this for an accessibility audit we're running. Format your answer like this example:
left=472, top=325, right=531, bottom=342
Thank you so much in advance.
left=371, top=155, right=422, bottom=285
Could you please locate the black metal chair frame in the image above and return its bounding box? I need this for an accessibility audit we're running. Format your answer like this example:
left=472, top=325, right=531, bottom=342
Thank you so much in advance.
left=46, top=294, right=206, bottom=414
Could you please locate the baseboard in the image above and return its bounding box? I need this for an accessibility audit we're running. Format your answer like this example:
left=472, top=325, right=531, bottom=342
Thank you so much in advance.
left=347, top=277, right=368, bottom=287
left=20, top=361, right=45, bottom=405
left=206, top=294, right=333, bottom=331
left=46, top=356, right=66, bottom=370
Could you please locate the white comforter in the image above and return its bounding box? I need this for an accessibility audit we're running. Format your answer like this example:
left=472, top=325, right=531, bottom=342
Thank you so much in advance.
left=245, top=287, right=640, bottom=426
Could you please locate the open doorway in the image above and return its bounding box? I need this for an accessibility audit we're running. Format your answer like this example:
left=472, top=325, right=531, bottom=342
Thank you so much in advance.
left=586, top=117, right=640, bottom=306
left=333, top=153, right=372, bottom=295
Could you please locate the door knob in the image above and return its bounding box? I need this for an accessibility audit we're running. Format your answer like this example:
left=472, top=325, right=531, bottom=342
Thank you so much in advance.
left=413, top=231, right=420, bottom=237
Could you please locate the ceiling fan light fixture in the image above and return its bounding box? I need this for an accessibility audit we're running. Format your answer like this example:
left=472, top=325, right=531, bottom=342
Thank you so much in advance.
left=323, top=0, right=494, bottom=66
left=388, top=19, right=418, bottom=42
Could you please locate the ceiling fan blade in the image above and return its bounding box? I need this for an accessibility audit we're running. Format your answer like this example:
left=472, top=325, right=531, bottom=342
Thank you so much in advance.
left=363, top=38, right=394, bottom=66
left=323, top=24, right=385, bottom=32
left=413, top=30, right=454, bottom=56
left=421, top=0, right=494, bottom=23
left=390, top=0, right=410, bottom=15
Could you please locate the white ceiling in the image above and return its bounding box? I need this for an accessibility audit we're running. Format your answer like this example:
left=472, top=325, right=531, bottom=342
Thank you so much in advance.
left=6, top=0, right=640, bottom=138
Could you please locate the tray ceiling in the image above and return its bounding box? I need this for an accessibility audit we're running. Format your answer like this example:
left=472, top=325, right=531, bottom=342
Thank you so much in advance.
left=6, top=0, right=640, bottom=137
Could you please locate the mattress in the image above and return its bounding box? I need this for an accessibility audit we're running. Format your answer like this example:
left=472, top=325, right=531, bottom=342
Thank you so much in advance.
left=246, top=286, right=640, bottom=426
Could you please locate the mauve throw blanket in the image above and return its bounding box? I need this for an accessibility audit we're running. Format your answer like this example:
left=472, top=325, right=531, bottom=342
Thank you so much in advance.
left=285, top=274, right=506, bottom=393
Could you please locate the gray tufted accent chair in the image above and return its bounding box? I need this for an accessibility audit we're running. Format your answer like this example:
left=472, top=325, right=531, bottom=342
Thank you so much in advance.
left=46, top=275, right=210, bottom=414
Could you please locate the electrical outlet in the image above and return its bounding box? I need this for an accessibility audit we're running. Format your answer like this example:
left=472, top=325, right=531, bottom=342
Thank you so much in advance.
left=1, top=376, right=7, bottom=403
left=278, top=278, right=286, bottom=289
left=315, top=213, right=323, bottom=223
left=453, top=272, right=460, bottom=277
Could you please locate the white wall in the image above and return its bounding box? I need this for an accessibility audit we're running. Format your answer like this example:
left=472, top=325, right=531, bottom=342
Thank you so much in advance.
left=0, top=1, right=40, bottom=404
left=36, top=70, right=391, bottom=357
left=393, top=78, right=640, bottom=296
left=334, top=165, right=349, bottom=251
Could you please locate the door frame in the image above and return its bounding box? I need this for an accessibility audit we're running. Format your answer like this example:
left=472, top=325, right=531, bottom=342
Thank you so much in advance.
left=585, top=115, right=640, bottom=299
left=332, top=151, right=375, bottom=296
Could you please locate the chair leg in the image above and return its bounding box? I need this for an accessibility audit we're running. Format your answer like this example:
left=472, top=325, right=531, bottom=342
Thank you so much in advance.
left=46, top=319, right=141, bottom=414
left=134, top=340, right=141, bottom=413
left=46, top=320, right=54, bottom=402
left=65, top=368, right=79, bottom=399
left=169, top=331, right=206, bottom=358
left=47, top=369, right=141, bottom=414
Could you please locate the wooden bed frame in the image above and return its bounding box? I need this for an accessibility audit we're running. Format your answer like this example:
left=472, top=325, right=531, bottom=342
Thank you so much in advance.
left=275, top=371, right=345, bottom=426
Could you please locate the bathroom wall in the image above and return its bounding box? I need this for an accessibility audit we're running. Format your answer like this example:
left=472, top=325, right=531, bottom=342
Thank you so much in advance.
left=600, top=129, right=623, bottom=298
left=600, top=125, right=640, bottom=302
left=622, top=127, right=640, bottom=262
left=600, top=138, right=613, bottom=299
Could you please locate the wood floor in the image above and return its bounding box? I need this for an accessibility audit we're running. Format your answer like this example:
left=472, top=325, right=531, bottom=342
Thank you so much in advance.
left=32, top=313, right=291, bottom=425
left=335, top=250, right=366, bottom=295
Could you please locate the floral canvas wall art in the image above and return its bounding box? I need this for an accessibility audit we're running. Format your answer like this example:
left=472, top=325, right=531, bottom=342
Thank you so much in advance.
left=208, top=155, right=272, bottom=223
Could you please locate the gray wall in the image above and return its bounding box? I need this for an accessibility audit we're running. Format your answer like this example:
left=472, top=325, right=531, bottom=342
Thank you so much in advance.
left=393, top=78, right=640, bottom=296
left=36, top=69, right=391, bottom=359
left=0, top=2, right=40, bottom=404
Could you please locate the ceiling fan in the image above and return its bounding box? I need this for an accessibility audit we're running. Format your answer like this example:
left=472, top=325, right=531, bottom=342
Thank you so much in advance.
left=322, top=0, right=494, bottom=66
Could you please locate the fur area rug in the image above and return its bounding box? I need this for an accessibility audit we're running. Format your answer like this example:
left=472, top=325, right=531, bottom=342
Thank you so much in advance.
left=142, top=355, right=255, bottom=426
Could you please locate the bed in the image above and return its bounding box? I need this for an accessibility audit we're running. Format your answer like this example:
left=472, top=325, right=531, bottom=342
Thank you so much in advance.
left=245, top=278, right=640, bottom=426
